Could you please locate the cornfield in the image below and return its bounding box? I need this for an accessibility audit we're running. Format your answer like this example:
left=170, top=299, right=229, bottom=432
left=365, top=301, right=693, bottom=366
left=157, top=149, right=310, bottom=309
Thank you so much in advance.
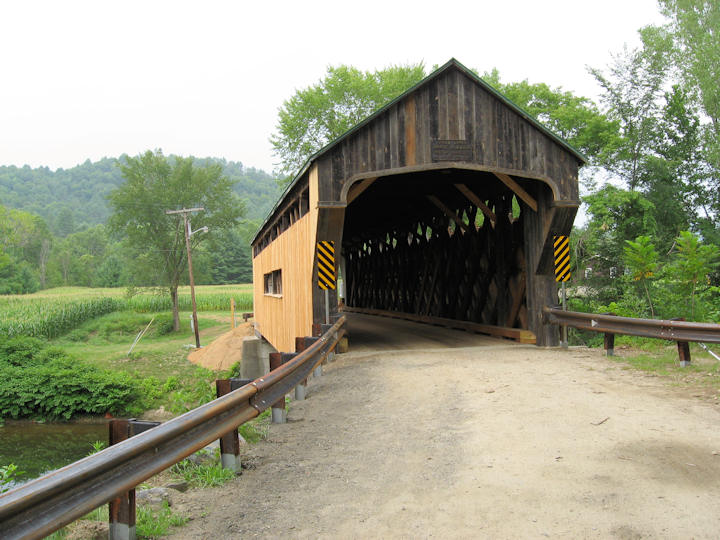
left=0, top=286, right=254, bottom=339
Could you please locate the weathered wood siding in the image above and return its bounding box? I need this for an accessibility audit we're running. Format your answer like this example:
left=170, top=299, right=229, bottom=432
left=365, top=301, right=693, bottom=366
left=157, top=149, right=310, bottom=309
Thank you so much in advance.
left=252, top=166, right=319, bottom=352
left=314, top=66, right=580, bottom=205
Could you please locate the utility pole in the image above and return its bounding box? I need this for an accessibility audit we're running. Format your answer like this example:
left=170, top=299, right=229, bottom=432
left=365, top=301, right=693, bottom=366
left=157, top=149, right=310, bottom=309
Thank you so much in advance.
left=165, top=207, right=205, bottom=348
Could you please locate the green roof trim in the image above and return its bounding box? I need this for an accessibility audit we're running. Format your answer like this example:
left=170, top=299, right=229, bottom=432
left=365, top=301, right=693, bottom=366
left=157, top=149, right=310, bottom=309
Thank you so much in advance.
left=254, top=58, right=587, bottom=244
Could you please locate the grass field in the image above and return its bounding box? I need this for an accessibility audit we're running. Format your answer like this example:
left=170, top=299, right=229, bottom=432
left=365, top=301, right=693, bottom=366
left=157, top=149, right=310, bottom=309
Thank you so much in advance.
left=0, top=284, right=254, bottom=415
left=0, top=285, right=253, bottom=339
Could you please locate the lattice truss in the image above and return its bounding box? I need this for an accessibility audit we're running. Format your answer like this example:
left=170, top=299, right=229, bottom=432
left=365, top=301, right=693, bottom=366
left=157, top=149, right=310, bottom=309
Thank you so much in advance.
left=342, top=171, right=529, bottom=329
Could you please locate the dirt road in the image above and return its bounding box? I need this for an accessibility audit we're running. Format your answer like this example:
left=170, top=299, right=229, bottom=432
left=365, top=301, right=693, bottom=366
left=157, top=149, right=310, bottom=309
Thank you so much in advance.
left=168, top=324, right=720, bottom=538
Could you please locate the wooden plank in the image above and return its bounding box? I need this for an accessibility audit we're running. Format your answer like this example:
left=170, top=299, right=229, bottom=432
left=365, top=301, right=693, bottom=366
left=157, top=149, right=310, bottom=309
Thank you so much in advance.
left=426, top=195, right=470, bottom=233
left=404, top=95, right=415, bottom=166
left=346, top=177, right=378, bottom=205
left=454, top=183, right=496, bottom=226
left=493, top=172, right=538, bottom=212
left=505, top=272, right=526, bottom=327
left=342, top=306, right=536, bottom=344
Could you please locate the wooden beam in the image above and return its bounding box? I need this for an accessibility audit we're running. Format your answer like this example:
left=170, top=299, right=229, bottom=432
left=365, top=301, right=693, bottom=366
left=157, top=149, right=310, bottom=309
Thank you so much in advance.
left=505, top=273, right=527, bottom=328
left=454, top=184, right=496, bottom=226
left=346, top=177, right=377, bottom=205
left=493, top=172, right=538, bottom=212
left=426, top=195, right=470, bottom=233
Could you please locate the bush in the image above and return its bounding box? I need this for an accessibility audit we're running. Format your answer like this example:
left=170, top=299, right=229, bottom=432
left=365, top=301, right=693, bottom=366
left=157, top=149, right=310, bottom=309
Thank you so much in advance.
left=0, top=337, right=139, bottom=420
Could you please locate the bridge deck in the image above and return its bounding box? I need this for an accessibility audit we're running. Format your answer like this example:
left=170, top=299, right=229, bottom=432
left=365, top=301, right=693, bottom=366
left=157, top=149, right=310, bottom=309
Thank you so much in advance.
left=345, top=311, right=509, bottom=352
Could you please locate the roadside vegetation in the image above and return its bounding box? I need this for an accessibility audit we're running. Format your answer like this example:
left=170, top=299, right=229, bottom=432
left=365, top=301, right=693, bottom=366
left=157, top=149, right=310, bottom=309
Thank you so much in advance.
left=0, top=284, right=253, bottom=422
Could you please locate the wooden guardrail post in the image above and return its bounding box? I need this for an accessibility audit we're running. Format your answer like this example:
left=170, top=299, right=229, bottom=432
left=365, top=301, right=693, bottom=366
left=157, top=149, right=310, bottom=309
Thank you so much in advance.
left=672, top=317, right=692, bottom=366
left=215, top=378, right=252, bottom=471
left=604, top=332, right=615, bottom=356
left=108, top=419, right=160, bottom=540
left=601, top=313, right=616, bottom=357
left=109, top=420, right=134, bottom=540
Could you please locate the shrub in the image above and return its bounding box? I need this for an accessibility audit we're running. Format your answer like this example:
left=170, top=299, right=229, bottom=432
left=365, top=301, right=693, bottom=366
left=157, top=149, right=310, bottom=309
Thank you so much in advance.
left=0, top=337, right=139, bottom=420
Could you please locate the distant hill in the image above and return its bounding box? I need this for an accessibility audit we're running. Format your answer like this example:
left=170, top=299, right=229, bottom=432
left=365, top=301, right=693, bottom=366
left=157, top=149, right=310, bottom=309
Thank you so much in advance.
left=0, top=156, right=281, bottom=235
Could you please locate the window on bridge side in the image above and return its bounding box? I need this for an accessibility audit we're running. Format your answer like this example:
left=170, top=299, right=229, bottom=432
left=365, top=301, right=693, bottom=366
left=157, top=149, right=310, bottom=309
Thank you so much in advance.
left=264, top=269, right=282, bottom=296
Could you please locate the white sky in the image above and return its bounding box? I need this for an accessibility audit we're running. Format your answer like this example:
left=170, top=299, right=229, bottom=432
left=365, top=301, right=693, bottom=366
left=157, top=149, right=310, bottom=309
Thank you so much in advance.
left=0, top=0, right=666, bottom=174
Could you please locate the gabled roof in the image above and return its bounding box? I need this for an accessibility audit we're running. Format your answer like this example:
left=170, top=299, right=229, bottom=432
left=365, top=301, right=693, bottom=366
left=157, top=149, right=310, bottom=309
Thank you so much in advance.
left=255, top=58, right=587, bottom=243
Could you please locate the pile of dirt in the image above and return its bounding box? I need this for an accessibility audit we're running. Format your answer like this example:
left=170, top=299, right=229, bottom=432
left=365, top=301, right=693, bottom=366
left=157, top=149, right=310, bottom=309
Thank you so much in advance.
left=187, top=322, right=254, bottom=371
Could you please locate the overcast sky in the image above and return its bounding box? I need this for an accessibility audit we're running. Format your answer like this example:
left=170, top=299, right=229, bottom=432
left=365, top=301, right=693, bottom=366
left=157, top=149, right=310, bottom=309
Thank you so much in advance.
left=0, top=0, right=666, bottom=174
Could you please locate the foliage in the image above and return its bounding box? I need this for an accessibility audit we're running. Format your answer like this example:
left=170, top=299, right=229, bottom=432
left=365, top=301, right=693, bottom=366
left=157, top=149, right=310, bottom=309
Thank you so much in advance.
left=588, top=27, right=672, bottom=190
left=136, top=500, right=188, bottom=538
left=0, top=157, right=278, bottom=234
left=0, top=296, right=122, bottom=339
left=0, top=285, right=253, bottom=340
left=665, top=231, right=720, bottom=318
left=0, top=463, right=23, bottom=494
left=170, top=453, right=236, bottom=488
left=624, top=235, right=659, bottom=316
left=108, top=150, right=244, bottom=331
left=0, top=337, right=140, bottom=419
left=270, top=63, right=426, bottom=181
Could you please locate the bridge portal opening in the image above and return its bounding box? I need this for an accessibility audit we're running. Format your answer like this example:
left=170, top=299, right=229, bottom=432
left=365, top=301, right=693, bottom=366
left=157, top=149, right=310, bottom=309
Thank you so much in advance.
left=342, top=169, right=543, bottom=331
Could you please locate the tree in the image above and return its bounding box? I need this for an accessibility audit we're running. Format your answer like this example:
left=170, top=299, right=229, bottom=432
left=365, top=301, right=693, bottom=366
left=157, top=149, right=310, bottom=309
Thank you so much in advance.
left=270, top=63, right=427, bottom=182
left=108, top=151, right=244, bottom=330
left=588, top=27, right=673, bottom=190
left=657, top=0, right=720, bottom=233
left=666, top=231, right=720, bottom=319
left=624, top=236, right=659, bottom=317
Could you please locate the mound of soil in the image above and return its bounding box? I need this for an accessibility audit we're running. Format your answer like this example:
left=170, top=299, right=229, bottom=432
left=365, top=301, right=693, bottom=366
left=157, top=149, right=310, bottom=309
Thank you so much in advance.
left=187, top=322, right=254, bottom=371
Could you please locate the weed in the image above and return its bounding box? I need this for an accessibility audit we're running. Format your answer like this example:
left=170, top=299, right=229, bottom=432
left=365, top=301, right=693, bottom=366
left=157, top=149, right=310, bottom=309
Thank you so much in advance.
left=0, top=464, right=23, bottom=494
left=171, top=456, right=236, bottom=488
left=136, top=501, right=188, bottom=538
left=87, top=440, right=107, bottom=456
left=239, top=408, right=271, bottom=444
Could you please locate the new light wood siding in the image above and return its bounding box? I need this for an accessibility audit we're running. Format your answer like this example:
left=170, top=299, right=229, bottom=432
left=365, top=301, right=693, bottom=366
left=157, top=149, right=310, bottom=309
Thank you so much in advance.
left=252, top=166, right=319, bottom=352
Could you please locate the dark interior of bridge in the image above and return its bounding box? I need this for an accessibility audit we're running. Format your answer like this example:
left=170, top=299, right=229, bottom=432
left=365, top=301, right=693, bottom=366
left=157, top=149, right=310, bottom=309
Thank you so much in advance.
left=342, top=169, right=534, bottom=330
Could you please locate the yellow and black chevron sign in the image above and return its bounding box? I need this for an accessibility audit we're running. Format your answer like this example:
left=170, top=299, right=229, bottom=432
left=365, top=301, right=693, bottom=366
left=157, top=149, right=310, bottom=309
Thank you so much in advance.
left=317, top=241, right=336, bottom=290
left=554, top=235, right=571, bottom=282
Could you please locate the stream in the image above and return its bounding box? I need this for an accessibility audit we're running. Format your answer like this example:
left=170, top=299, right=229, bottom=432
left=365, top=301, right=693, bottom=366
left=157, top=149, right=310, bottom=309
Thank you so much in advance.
left=0, top=421, right=108, bottom=489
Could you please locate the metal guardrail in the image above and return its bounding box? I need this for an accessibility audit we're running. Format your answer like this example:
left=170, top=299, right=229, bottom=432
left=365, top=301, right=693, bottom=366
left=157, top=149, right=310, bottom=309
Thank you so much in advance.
left=543, top=307, right=720, bottom=344
left=0, top=316, right=346, bottom=540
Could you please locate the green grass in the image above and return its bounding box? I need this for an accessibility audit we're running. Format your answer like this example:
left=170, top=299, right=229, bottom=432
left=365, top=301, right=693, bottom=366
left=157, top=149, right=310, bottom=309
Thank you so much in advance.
left=171, top=453, right=237, bottom=488
left=137, top=501, right=188, bottom=538
left=611, top=343, right=720, bottom=394
left=46, top=500, right=188, bottom=540
left=53, top=310, right=234, bottom=414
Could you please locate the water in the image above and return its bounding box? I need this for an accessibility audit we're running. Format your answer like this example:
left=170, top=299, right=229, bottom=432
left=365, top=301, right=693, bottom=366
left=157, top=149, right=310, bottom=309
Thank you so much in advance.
left=0, top=421, right=108, bottom=488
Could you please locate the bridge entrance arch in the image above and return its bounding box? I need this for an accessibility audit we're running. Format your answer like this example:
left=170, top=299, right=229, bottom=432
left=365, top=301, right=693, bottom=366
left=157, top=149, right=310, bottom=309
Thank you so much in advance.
left=252, top=59, right=585, bottom=353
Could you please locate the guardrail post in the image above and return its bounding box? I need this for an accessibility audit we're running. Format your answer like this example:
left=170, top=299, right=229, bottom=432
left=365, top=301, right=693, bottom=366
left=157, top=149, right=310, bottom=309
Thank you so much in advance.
left=604, top=332, right=615, bottom=356
left=109, top=420, right=135, bottom=540
left=677, top=341, right=691, bottom=366
left=320, top=324, right=336, bottom=363
left=108, top=419, right=160, bottom=540
left=672, top=318, right=692, bottom=367
left=269, top=352, right=288, bottom=423
left=297, top=336, right=322, bottom=382
left=312, top=324, right=332, bottom=361
left=215, top=378, right=252, bottom=471
left=293, top=338, right=310, bottom=399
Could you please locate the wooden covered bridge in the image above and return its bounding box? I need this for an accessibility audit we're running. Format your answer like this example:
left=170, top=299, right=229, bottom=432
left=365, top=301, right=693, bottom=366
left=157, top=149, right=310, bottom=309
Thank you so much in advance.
left=251, top=59, right=585, bottom=352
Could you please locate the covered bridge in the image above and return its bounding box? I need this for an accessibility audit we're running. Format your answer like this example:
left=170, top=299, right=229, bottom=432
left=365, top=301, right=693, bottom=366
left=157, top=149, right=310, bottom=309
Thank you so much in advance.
left=251, top=58, right=585, bottom=353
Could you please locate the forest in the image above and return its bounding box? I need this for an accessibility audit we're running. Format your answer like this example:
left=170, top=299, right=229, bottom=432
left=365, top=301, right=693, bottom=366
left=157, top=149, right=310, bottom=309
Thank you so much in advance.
left=0, top=157, right=280, bottom=293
